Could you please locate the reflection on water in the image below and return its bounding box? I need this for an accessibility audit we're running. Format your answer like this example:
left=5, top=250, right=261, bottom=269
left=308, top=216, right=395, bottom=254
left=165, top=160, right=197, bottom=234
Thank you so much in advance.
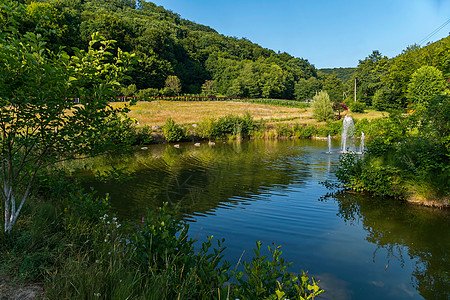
left=331, top=192, right=450, bottom=299
left=67, top=139, right=449, bottom=299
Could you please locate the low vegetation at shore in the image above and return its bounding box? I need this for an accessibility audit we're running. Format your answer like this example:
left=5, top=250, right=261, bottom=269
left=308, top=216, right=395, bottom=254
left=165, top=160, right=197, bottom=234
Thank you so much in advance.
left=336, top=95, right=450, bottom=207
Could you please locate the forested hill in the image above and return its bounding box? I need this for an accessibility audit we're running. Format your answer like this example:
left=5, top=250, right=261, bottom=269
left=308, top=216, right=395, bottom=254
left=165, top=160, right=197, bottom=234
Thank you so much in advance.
left=319, top=68, right=355, bottom=84
left=12, top=0, right=322, bottom=99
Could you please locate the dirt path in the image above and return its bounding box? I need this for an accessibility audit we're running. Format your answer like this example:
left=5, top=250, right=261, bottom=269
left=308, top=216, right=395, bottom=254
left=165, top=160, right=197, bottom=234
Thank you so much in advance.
left=0, top=274, right=43, bottom=300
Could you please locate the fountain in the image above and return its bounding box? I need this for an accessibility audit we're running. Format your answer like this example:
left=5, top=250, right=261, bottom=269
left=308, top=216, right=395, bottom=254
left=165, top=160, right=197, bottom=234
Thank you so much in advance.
left=359, top=132, right=365, bottom=154
left=326, top=116, right=364, bottom=154
left=341, top=116, right=355, bottom=153
left=327, top=134, right=332, bottom=154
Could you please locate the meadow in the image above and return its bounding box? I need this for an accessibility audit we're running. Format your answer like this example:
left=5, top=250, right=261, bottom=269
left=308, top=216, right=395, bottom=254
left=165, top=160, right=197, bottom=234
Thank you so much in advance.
left=111, top=100, right=385, bottom=127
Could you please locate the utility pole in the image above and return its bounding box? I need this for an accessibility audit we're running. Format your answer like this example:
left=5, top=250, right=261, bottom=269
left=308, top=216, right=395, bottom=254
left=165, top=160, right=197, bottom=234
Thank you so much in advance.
left=354, top=77, right=357, bottom=102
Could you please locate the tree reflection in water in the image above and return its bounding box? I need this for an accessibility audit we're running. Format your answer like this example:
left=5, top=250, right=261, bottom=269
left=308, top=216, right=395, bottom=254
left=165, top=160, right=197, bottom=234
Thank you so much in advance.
left=329, top=191, right=449, bottom=299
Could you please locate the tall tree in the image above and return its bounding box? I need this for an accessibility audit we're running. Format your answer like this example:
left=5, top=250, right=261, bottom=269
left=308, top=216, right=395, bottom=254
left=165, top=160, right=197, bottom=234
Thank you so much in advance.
left=407, top=65, right=446, bottom=108
left=0, top=3, right=133, bottom=233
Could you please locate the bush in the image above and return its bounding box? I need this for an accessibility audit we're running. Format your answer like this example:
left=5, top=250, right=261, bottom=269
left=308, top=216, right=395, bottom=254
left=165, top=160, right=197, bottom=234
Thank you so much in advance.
left=276, top=123, right=293, bottom=137
left=326, top=120, right=342, bottom=136
left=163, top=118, right=185, bottom=142
left=294, top=125, right=316, bottom=138
left=354, top=118, right=370, bottom=137
left=311, top=91, right=334, bottom=122
left=133, top=125, right=153, bottom=145
left=196, top=113, right=255, bottom=140
left=316, top=125, right=329, bottom=137
left=197, top=117, right=219, bottom=140
left=349, top=102, right=366, bottom=113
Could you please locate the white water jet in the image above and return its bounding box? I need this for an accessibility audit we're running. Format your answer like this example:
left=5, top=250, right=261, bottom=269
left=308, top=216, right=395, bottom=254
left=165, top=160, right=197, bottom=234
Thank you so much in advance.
left=327, top=134, right=332, bottom=154
left=341, top=116, right=355, bottom=153
left=359, top=132, right=365, bottom=154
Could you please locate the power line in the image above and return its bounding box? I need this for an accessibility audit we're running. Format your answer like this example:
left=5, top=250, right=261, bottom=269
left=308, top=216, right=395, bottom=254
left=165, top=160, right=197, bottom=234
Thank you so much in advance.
left=418, top=18, right=450, bottom=46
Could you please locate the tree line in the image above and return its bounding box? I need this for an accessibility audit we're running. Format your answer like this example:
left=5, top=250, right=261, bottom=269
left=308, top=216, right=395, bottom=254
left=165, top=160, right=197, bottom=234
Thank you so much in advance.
left=7, top=0, right=448, bottom=107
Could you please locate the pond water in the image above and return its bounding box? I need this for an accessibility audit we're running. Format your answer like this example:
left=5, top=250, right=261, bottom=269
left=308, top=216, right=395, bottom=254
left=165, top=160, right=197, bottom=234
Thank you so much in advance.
left=70, top=139, right=449, bottom=299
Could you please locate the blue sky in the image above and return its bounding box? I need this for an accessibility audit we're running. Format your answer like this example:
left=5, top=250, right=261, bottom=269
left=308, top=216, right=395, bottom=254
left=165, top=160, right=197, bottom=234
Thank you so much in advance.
left=150, top=0, right=450, bottom=69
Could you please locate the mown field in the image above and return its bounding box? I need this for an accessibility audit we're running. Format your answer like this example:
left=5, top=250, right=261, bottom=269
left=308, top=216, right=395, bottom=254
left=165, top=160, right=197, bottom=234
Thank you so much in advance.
left=112, top=100, right=385, bottom=127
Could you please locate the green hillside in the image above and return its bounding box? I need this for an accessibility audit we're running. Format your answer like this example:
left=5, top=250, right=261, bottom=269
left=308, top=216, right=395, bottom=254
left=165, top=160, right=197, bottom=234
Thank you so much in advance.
left=319, top=67, right=355, bottom=83
left=9, top=0, right=321, bottom=99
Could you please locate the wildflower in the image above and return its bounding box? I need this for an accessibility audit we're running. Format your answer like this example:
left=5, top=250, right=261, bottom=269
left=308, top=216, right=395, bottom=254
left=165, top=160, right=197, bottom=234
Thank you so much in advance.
left=94, top=292, right=101, bottom=297
left=104, top=239, right=107, bottom=242
left=95, top=260, right=100, bottom=263
left=116, top=224, right=121, bottom=228
left=108, top=252, right=111, bottom=255
left=142, top=217, right=145, bottom=223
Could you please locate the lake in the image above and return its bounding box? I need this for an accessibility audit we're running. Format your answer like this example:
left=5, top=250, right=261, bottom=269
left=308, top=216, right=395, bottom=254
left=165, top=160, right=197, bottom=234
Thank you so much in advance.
left=69, top=139, right=449, bottom=299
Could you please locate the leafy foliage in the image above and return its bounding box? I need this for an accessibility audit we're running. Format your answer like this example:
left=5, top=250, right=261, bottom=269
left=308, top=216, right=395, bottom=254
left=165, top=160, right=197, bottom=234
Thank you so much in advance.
left=0, top=5, right=134, bottom=232
left=1, top=187, right=324, bottom=299
left=162, top=117, right=185, bottom=142
left=311, top=91, right=334, bottom=122
left=231, top=241, right=323, bottom=299
left=319, top=67, right=355, bottom=83
left=406, top=65, right=446, bottom=108
left=349, top=102, right=366, bottom=113
left=4, top=0, right=320, bottom=98
left=337, top=105, right=450, bottom=200
left=197, top=113, right=255, bottom=140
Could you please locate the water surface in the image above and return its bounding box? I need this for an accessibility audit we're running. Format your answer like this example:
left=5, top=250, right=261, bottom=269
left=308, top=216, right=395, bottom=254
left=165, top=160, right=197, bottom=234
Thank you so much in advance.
left=70, top=139, right=449, bottom=299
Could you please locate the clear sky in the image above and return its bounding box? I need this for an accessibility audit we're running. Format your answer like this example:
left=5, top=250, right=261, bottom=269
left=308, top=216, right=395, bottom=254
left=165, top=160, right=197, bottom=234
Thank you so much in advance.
left=150, top=0, right=450, bottom=69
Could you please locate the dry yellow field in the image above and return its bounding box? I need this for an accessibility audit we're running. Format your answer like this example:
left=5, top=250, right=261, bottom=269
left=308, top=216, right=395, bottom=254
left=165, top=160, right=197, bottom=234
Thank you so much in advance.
left=111, top=100, right=385, bottom=127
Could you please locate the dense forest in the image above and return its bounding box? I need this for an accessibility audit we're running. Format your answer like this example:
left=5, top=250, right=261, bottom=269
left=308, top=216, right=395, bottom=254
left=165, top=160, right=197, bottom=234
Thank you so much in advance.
left=4, top=0, right=321, bottom=99
left=2, top=0, right=449, bottom=106
left=319, top=67, right=355, bottom=84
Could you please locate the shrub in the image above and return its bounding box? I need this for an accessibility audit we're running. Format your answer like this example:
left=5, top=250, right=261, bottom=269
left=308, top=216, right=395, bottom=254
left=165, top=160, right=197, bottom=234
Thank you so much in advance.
left=350, top=102, right=366, bottom=113
left=332, top=102, right=348, bottom=119
left=326, top=120, right=342, bottom=136
left=163, top=118, right=185, bottom=142
left=276, top=123, right=293, bottom=137
left=197, top=113, right=255, bottom=140
left=133, top=125, right=153, bottom=145
left=316, top=125, right=329, bottom=137
left=137, top=88, right=161, bottom=100
left=294, top=125, right=316, bottom=138
left=354, top=118, right=370, bottom=137
left=312, top=91, right=334, bottom=122
left=197, top=117, right=219, bottom=140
